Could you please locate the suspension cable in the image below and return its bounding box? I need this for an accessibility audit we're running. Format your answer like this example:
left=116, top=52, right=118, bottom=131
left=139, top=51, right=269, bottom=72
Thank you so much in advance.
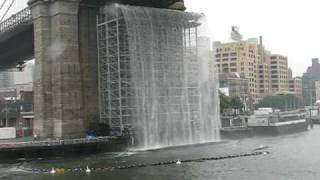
left=0, top=0, right=8, bottom=11
left=0, top=0, right=15, bottom=22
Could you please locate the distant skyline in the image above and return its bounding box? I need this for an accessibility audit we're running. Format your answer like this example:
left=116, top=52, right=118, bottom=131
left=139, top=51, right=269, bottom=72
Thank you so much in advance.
left=4, top=0, right=319, bottom=77
left=184, top=0, right=319, bottom=77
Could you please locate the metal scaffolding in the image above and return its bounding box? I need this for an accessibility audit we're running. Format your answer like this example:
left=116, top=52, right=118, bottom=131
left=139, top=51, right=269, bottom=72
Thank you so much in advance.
left=97, top=5, right=219, bottom=148
left=97, top=8, right=133, bottom=135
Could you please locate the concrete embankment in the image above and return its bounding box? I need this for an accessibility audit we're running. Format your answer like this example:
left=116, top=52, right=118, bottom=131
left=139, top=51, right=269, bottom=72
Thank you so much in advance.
left=0, top=136, right=128, bottom=159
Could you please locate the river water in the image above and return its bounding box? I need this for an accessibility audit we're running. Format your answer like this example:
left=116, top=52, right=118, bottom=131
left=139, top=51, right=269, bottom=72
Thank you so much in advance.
left=2, top=126, right=320, bottom=180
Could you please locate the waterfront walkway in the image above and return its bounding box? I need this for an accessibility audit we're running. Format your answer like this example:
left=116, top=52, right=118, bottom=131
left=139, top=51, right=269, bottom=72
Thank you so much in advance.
left=0, top=136, right=118, bottom=151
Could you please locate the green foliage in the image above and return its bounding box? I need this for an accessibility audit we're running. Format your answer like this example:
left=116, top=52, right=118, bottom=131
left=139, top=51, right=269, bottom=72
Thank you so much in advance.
left=219, top=91, right=230, bottom=112
left=229, top=96, right=244, bottom=109
left=257, top=94, right=303, bottom=110
left=219, top=91, right=244, bottom=112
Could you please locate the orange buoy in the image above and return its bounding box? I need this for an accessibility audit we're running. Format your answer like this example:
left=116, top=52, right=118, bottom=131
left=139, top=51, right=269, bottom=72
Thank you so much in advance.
left=55, top=168, right=65, bottom=175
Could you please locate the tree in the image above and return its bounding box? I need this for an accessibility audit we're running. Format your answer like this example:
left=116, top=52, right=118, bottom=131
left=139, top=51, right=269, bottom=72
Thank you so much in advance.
left=230, top=96, right=244, bottom=110
left=219, top=91, right=230, bottom=113
left=219, top=91, right=244, bottom=113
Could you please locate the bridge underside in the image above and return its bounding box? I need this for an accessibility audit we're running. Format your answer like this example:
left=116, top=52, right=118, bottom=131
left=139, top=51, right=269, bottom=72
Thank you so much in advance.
left=0, top=0, right=183, bottom=68
left=81, top=0, right=183, bottom=8
left=0, top=25, right=34, bottom=68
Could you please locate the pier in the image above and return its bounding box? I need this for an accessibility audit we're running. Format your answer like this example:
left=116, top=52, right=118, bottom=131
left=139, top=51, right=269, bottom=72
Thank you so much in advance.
left=0, top=136, right=128, bottom=159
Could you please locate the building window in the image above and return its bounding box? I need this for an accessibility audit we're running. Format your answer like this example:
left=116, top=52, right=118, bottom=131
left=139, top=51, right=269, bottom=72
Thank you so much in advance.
left=223, top=68, right=229, bottom=72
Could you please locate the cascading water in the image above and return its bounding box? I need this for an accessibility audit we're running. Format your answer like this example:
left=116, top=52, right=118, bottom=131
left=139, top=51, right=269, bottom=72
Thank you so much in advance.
left=97, top=4, right=220, bottom=149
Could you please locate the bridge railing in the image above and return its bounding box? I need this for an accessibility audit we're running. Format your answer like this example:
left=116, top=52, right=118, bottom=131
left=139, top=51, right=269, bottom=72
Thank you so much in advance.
left=0, top=7, right=32, bottom=34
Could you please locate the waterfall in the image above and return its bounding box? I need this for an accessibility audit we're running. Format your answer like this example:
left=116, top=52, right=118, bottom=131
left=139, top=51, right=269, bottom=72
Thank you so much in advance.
left=98, top=4, right=220, bottom=149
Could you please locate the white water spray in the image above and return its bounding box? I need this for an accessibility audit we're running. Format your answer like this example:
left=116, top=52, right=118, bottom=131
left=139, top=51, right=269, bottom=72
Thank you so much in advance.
left=98, top=5, right=220, bottom=149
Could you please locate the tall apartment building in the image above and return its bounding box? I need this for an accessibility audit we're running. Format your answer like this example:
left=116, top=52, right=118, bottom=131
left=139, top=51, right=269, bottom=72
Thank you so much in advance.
left=215, top=40, right=261, bottom=101
left=306, top=58, right=320, bottom=80
left=302, top=72, right=316, bottom=105
left=215, top=37, right=293, bottom=103
left=270, top=54, right=289, bottom=93
left=257, top=48, right=271, bottom=101
left=0, top=71, right=14, bottom=89
left=315, top=81, right=320, bottom=101
left=215, top=37, right=276, bottom=102
left=289, top=77, right=303, bottom=96
left=301, top=58, right=320, bottom=105
left=288, top=68, right=293, bottom=79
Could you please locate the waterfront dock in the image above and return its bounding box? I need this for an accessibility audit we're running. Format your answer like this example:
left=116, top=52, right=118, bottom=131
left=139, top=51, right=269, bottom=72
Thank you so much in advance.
left=0, top=136, right=128, bottom=159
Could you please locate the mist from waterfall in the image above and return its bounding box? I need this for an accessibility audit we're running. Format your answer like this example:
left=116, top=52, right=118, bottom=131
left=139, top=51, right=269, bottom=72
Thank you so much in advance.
left=98, top=4, right=220, bottom=150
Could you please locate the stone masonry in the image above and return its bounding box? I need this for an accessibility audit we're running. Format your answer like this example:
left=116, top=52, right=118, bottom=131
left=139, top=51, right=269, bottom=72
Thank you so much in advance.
left=29, top=0, right=85, bottom=138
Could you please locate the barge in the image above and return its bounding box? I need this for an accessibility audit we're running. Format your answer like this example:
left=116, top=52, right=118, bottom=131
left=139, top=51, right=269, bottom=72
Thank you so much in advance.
left=248, top=108, right=308, bottom=135
left=0, top=136, right=128, bottom=159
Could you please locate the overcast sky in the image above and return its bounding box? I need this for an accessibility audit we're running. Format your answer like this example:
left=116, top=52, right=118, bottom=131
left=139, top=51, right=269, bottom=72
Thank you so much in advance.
left=4, top=0, right=319, bottom=77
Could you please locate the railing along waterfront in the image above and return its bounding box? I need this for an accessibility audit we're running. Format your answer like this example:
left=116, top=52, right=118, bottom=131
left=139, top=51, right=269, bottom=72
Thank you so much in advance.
left=0, top=136, right=117, bottom=149
left=0, top=7, right=32, bottom=34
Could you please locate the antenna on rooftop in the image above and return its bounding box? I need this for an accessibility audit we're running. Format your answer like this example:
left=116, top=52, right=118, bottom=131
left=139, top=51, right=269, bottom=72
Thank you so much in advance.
left=231, top=26, right=243, bottom=41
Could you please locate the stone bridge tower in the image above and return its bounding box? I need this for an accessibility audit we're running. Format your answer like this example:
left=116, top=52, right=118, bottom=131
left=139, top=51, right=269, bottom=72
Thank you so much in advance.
left=28, top=0, right=185, bottom=138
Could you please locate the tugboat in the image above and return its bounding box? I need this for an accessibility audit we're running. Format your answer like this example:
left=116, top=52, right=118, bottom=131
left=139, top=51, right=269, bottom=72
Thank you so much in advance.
left=248, top=108, right=308, bottom=135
